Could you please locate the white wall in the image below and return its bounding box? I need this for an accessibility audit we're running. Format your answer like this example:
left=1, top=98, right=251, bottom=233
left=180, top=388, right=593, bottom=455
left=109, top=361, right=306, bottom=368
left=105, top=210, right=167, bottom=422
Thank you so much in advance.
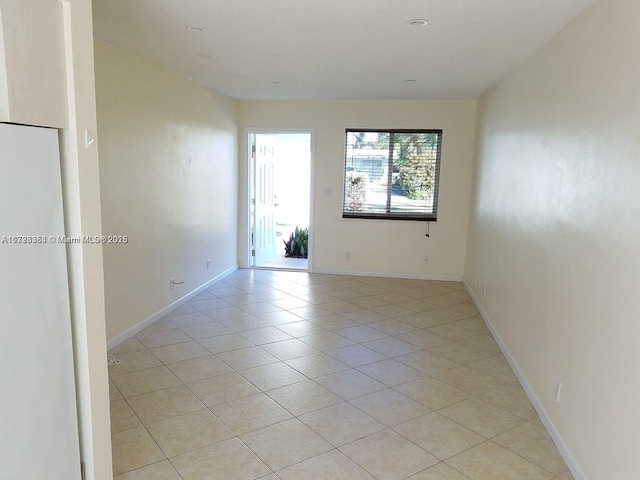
left=465, top=0, right=640, bottom=477
left=0, top=0, right=112, bottom=478
left=239, top=100, right=476, bottom=279
left=59, top=3, right=112, bottom=476
left=94, top=42, right=239, bottom=341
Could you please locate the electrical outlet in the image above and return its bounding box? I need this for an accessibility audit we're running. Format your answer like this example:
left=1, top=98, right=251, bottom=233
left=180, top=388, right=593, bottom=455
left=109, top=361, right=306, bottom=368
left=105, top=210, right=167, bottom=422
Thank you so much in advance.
left=423, top=256, right=429, bottom=265
left=345, top=251, right=351, bottom=261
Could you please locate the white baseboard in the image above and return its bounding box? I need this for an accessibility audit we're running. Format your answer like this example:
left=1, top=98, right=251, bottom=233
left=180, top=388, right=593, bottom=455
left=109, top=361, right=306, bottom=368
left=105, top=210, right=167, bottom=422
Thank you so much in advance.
left=107, top=264, right=238, bottom=350
left=312, top=267, right=462, bottom=282
left=462, top=279, right=587, bottom=480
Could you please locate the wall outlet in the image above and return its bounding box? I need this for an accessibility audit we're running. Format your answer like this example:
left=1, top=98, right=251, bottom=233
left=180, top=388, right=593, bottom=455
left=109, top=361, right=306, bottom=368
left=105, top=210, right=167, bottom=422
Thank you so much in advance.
left=206, top=259, right=210, bottom=270
left=345, top=251, right=351, bottom=261
left=423, top=256, right=430, bottom=265
left=555, top=379, right=562, bottom=402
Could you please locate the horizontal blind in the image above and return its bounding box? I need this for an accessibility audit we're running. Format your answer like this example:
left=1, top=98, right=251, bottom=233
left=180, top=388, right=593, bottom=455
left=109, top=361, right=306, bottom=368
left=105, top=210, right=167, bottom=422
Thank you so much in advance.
left=343, top=129, right=442, bottom=221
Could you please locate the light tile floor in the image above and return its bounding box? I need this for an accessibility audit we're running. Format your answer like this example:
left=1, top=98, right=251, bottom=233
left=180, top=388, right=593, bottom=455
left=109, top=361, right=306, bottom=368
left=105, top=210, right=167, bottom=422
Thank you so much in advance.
left=109, top=269, right=574, bottom=480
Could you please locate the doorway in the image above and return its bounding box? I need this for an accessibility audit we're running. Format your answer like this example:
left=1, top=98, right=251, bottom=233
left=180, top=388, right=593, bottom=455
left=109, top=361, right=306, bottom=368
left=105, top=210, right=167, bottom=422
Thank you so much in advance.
left=249, top=130, right=312, bottom=270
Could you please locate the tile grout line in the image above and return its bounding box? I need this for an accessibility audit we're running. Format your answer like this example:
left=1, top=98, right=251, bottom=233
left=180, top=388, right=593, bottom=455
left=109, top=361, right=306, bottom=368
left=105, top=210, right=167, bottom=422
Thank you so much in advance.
left=109, top=270, right=571, bottom=479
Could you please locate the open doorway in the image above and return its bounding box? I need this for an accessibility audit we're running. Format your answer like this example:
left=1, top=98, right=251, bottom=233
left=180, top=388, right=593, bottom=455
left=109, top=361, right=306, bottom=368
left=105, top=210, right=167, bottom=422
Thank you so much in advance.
left=249, top=130, right=312, bottom=270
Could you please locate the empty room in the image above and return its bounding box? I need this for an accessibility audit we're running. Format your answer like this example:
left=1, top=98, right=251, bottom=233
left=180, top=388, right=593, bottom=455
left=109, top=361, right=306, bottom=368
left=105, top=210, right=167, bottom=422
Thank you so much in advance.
left=2, top=0, right=639, bottom=479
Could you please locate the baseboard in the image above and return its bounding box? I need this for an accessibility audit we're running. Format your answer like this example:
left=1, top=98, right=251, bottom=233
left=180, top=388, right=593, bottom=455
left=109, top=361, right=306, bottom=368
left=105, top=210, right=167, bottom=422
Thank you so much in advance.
left=462, top=279, right=587, bottom=480
left=312, top=267, right=462, bottom=282
left=107, top=264, right=238, bottom=350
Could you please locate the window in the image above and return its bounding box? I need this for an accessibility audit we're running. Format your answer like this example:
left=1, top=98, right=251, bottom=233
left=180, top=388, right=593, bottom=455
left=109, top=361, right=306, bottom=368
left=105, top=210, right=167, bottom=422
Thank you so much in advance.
left=342, top=129, right=442, bottom=221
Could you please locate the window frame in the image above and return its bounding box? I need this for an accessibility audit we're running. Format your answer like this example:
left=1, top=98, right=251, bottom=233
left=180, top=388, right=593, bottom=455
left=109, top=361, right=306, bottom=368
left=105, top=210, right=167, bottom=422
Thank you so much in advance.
left=342, top=128, right=443, bottom=222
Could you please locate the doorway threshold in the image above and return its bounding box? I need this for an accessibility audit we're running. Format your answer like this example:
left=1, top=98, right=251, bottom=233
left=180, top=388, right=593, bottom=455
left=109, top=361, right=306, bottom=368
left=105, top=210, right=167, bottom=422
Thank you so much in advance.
left=254, top=256, right=308, bottom=271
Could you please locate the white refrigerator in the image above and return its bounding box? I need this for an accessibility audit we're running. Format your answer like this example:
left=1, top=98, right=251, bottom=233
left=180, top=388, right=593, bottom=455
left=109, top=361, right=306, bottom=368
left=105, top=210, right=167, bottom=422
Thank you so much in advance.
left=0, top=123, right=82, bottom=479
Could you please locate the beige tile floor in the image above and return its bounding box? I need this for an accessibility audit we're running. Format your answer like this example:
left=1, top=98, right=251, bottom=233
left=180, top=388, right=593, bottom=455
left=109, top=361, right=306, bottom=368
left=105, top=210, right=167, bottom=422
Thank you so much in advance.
left=109, top=269, right=575, bottom=480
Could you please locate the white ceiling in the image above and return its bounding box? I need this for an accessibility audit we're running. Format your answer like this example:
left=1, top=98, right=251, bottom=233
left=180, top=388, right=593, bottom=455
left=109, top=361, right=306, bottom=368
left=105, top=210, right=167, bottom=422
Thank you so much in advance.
left=92, top=0, right=594, bottom=101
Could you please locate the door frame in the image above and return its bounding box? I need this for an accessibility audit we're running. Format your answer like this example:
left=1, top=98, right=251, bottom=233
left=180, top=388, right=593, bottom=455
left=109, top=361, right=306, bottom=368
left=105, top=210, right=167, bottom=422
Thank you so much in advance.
left=241, top=127, right=316, bottom=271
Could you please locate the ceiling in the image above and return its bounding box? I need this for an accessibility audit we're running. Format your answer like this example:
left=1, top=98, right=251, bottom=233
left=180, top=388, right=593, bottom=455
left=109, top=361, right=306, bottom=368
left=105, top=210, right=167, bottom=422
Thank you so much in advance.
left=92, top=0, right=594, bottom=101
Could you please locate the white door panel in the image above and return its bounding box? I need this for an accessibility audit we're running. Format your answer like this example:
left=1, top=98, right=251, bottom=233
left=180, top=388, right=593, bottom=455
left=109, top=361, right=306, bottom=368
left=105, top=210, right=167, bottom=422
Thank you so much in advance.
left=0, top=123, right=81, bottom=479
left=254, top=134, right=277, bottom=265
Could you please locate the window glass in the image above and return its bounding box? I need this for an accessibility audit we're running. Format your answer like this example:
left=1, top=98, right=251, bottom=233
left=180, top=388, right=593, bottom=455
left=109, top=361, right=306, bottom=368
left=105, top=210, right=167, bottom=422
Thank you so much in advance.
left=343, top=129, right=442, bottom=221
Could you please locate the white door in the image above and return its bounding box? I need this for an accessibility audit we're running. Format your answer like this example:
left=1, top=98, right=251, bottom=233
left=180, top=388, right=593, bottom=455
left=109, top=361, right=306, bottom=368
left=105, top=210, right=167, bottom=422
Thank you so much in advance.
left=0, top=123, right=82, bottom=479
left=254, top=134, right=277, bottom=265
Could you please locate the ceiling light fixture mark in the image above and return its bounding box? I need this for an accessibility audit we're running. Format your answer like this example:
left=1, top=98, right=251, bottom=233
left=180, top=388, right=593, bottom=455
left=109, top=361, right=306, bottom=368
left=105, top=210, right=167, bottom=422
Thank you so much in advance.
left=406, top=18, right=428, bottom=27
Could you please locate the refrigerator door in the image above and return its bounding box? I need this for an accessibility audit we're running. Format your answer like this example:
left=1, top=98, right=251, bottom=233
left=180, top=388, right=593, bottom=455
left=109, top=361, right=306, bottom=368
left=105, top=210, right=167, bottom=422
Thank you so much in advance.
left=0, top=123, right=82, bottom=479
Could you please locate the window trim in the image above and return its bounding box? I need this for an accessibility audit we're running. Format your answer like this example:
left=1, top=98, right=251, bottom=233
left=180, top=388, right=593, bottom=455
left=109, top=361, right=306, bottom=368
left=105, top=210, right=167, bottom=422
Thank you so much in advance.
left=342, top=128, right=442, bottom=222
